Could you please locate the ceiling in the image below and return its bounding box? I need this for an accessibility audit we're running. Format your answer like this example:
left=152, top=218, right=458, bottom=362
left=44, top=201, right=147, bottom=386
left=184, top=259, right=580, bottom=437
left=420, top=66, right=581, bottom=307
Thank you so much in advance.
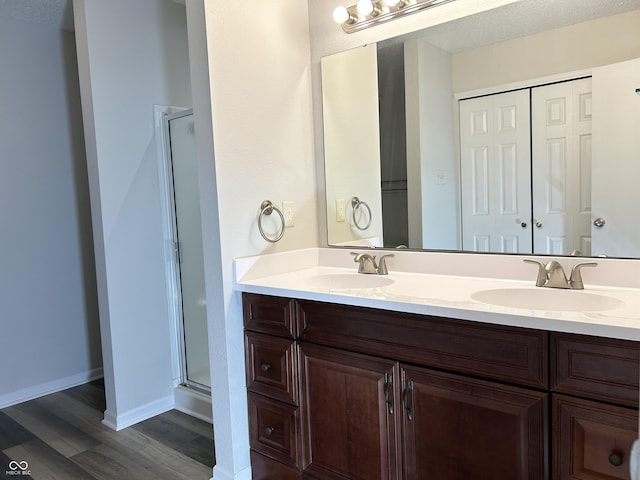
left=394, top=0, right=640, bottom=53
left=0, top=0, right=73, bottom=30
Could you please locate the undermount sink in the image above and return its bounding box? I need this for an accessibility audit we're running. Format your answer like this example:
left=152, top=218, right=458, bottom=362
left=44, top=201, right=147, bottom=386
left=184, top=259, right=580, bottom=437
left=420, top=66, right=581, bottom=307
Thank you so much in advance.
left=301, top=273, right=394, bottom=290
left=471, top=288, right=625, bottom=312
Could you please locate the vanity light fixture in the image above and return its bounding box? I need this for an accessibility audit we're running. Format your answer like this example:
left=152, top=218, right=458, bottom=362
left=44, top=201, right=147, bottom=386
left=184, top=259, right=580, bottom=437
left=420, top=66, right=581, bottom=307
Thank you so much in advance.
left=333, top=0, right=455, bottom=34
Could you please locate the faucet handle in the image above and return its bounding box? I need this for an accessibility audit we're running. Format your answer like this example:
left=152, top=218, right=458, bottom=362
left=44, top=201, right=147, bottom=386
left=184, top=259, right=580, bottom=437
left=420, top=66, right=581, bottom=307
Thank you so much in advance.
left=351, top=251, right=374, bottom=262
left=523, top=259, right=547, bottom=287
left=350, top=252, right=378, bottom=274
left=569, top=262, right=597, bottom=289
left=376, top=254, right=394, bottom=275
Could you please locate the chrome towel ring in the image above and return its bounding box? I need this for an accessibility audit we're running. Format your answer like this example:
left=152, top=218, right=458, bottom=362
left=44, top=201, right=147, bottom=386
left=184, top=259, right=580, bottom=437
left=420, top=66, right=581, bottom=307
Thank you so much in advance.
left=258, top=200, right=285, bottom=243
left=351, top=196, right=372, bottom=231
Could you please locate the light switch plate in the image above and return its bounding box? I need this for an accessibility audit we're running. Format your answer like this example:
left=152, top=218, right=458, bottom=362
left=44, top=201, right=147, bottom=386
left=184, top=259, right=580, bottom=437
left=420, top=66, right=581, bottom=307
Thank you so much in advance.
left=336, top=199, right=346, bottom=222
left=282, top=201, right=295, bottom=227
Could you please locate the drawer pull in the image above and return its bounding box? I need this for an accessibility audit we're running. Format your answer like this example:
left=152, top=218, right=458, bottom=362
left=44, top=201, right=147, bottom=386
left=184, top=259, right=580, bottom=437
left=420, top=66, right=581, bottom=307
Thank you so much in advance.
left=608, top=452, right=623, bottom=467
left=260, top=362, right=271, bottom=372
left=265, top=426, right=275, bottom=435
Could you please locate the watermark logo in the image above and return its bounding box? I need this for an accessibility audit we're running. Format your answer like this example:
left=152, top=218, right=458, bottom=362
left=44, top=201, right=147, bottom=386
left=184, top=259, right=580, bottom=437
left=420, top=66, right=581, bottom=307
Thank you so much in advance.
left=6, top=460, right=30, bottom=476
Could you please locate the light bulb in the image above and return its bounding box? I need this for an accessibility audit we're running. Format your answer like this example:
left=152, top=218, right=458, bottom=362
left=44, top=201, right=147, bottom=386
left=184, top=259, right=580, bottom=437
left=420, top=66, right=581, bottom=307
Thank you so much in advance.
left=332, top=6, right=350, bottom=24
left=356, top=0, right=374, bottom=16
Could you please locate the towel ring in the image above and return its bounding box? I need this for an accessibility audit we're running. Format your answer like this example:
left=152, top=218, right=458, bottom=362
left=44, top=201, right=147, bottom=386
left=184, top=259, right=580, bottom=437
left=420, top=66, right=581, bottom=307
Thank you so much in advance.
left=258, top=200, right=285, bottom=243
left=351, top=196, right=372, bottom=231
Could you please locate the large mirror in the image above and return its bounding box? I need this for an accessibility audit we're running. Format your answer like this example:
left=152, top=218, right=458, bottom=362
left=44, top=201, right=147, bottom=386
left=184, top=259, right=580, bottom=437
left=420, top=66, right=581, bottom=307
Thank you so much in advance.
left=322, top=0, right=640, bottom=258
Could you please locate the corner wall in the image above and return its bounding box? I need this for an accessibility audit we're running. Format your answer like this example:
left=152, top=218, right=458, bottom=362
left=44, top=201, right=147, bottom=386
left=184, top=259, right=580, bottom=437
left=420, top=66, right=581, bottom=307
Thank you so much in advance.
left=73, top=0, right=192, bottom=429
left=195, top=0, right=317, bottom=478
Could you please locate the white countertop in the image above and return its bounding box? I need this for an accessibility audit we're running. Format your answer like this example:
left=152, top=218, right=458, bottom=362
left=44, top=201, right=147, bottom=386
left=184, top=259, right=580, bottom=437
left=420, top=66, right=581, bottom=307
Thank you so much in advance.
left=234, top=248, right=640, bottom=341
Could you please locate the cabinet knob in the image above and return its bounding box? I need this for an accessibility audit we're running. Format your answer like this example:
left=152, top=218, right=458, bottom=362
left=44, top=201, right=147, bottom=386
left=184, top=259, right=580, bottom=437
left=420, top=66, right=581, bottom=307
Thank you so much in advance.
left=265, top=426, right=275, bottom=435
left=608, top=452, right=623, bottom=467
left=260, top=362, right=271, bottom=372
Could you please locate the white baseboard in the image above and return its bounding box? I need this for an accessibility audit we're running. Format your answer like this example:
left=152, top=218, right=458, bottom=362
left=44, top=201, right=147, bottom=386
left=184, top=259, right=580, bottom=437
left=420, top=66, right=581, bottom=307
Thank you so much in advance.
left=102, top=394, right=175, bottom=431
left=173, top=385, right=213, bottom=424
left=212, top=465, right=251, bottom=480
left=0, top=367, right=104, bottom=409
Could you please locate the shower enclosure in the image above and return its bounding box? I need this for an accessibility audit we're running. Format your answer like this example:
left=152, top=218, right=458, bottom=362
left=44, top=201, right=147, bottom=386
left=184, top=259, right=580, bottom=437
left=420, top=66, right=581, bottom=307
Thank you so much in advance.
left=164, top=109, right=210, bottom=389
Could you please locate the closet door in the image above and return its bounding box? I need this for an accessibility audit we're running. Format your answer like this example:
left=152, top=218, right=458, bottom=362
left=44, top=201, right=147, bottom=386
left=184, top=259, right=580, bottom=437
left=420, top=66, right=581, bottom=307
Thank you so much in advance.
left=531, top=78, right=593, bottom=255
left=459, top=90, right=532, bottom=253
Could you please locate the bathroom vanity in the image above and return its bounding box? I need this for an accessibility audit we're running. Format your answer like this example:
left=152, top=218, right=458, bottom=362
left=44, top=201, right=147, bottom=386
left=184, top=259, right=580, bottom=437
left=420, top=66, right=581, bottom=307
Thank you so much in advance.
left=236, top=249, right=640, bottom=479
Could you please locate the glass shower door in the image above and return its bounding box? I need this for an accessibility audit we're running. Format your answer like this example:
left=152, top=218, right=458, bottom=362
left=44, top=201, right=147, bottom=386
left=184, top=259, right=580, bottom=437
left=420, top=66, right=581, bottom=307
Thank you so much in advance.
left=167, top=110, right=210, bottom=389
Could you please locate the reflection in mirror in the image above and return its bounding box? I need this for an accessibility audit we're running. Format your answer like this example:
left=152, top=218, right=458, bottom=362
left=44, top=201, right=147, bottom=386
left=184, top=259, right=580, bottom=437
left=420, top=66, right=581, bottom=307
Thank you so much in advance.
left=321, top=0, right=640, bottom=258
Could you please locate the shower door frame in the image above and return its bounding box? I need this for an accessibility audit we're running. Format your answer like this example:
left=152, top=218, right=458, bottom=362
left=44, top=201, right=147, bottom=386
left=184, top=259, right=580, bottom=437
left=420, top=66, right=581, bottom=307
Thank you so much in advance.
left=155, top=105, right=210, bottom=393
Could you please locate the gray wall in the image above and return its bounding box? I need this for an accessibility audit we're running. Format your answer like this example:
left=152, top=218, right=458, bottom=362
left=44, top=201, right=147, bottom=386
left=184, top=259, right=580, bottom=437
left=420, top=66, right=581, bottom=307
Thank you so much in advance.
left=0, top=17, right=102, bottom=406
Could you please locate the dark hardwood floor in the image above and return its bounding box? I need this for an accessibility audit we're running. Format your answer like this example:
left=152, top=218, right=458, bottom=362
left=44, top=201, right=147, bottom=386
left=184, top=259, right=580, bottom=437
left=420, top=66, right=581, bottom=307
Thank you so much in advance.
left=0, top=380, right=215, bottom=480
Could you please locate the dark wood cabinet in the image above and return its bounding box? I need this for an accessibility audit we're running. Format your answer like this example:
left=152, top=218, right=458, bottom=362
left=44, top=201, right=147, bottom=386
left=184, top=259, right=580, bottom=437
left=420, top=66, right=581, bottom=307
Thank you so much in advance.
left=401, top=365, right=548, bottom=480
left=553, top=394, right=638, bottom=479
left=243, top=292, right=639, bottom=480
left=299, top=343, right=401, bottom=479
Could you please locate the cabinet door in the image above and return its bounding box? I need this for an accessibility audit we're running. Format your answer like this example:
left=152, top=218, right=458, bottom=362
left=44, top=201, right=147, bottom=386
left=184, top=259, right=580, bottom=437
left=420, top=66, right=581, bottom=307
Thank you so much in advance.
left=553, top=394, right=638, bottom=480
left=299, top=343, right=401, bottom=480
left=401, top=365, right=548, bottom=480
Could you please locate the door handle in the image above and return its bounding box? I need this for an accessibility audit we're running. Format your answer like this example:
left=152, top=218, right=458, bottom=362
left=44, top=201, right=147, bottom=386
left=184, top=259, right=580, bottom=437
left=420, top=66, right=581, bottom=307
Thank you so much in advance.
left=384, top=373, right=393, bottom=415
left=402, top=379, right=413, bottom=421
left=593, top=217, right=606, bottom=228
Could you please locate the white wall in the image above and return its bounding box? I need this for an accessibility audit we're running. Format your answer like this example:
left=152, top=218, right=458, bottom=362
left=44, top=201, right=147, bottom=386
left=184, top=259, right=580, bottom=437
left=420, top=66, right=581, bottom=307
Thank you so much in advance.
left=194, top=0, right=317, bottom=478
left=405, top=39, right=458, bottom=250
left=0, top=18, right=102, bottom=407
left=73, top=0, right=192, bottom=429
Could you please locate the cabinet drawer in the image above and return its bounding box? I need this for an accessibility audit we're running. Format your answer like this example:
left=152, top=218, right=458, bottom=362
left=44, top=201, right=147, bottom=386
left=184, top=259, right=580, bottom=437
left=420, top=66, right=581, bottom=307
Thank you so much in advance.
left=243, top=293, right=296, bottom=338
left=246, top=331, right=298, bottom=404
left=297, top=300, right=548, bottom=389
left=553, top=394, right=638, bottom=480
left=248, top=393, right=301, bottom=468
left=551, top=333, right=639, bottom=407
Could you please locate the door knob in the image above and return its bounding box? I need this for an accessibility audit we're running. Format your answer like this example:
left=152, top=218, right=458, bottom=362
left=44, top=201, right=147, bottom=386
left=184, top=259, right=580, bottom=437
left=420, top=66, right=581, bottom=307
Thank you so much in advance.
left=534, top=220, right=542, bottom=228
left=593, top=217, right=606, bottom=228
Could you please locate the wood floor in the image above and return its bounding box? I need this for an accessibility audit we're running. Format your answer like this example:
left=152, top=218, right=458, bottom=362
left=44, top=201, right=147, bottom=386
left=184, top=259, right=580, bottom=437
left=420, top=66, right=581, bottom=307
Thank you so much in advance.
left=0, top=380, right=215, bottom=480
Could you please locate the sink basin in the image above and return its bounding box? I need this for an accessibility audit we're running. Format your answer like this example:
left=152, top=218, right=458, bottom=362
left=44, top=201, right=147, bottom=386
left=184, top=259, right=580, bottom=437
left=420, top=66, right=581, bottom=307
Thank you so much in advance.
left=471, top=288, right=625, bottom=312
left=301, top=274, right=394, bottom=290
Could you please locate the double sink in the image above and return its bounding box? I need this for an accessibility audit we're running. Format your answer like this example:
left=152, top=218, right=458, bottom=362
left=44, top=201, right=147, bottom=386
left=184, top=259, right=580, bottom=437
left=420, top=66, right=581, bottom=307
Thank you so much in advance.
left=299, top=271, right=625, bottom=313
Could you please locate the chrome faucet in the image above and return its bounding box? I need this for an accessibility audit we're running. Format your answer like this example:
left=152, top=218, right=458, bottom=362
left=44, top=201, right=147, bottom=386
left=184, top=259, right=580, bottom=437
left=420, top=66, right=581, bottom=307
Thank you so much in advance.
left=351, top=252, right=394, bottom=275
left=524, top=259, right=597, bottom=289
